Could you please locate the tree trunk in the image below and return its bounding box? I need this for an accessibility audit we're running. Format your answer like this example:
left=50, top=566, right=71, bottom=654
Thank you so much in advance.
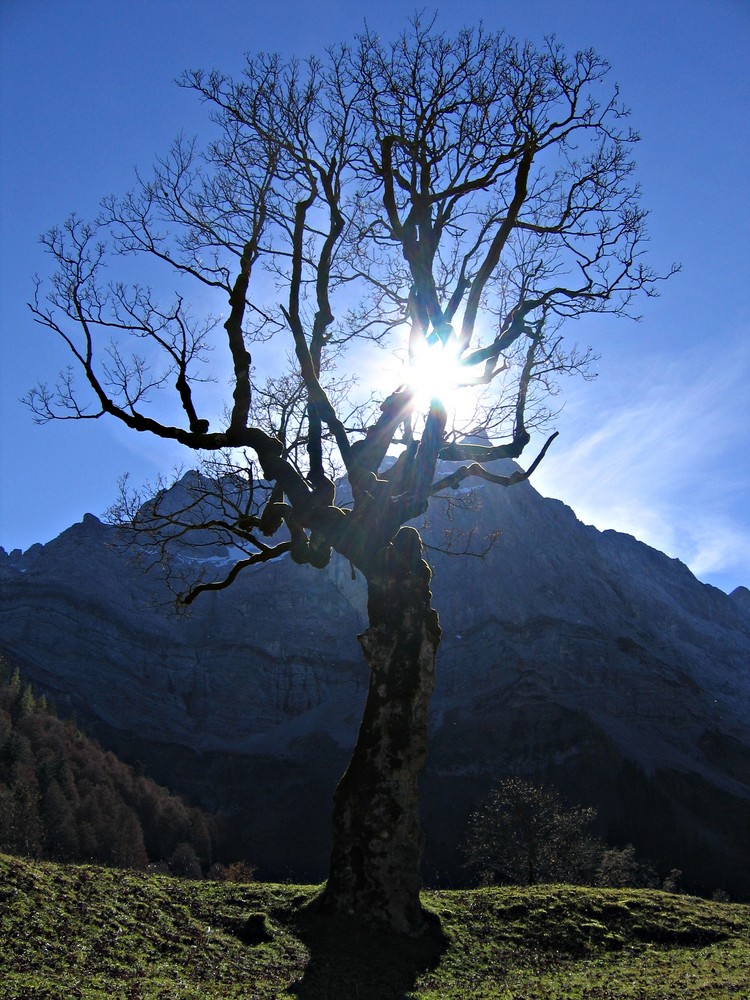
left=318, top=526, right=441, bottom=935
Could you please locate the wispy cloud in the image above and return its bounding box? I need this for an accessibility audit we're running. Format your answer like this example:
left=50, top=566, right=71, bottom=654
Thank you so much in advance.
left=532, top=332, right=750, bottom=592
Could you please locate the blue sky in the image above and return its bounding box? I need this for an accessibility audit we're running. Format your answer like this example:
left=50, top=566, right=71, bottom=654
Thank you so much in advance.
left=1, top=0, right=748, bottom=595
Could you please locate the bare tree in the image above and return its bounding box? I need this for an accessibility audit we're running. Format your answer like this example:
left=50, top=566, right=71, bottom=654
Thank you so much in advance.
left=463, top=777, right=601, bottom=886
left=26, top=18, right=673, bottom=934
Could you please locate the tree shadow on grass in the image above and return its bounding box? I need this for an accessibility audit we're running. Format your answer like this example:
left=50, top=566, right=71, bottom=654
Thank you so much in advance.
left=289, top=905, right=447, bottom=1000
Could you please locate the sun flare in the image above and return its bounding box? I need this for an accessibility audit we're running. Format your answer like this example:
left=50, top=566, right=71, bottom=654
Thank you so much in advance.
left=406, top=339, right=465, bottom=409
left=366, top=330, right=485, bottom=431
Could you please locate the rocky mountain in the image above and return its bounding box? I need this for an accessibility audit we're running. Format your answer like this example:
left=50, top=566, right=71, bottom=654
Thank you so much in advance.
left=1, top=461, right=749, bottom=895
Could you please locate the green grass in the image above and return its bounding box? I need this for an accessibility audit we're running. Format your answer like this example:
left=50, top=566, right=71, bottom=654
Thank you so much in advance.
left=1, top=853, right=748, bottom=999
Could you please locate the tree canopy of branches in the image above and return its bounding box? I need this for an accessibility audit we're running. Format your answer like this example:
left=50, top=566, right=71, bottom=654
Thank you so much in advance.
left=27, top=17, right=672, bottom=934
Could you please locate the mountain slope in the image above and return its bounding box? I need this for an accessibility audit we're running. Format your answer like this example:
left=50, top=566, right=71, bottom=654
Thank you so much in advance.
left=0, top=656, right=218, bottom=872
left=1, top=465, right=748, bottom=893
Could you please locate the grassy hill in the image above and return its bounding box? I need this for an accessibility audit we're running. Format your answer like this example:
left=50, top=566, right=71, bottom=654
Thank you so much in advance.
left=1, top=853, right=748, bottom=999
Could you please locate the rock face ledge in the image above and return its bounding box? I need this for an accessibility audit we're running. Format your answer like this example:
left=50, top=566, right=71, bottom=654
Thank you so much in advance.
left=1, top=464, right=749, bottom=894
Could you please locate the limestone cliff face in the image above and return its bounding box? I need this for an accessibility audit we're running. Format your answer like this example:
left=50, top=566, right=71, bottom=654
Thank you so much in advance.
left=0, top=511, right=367, bottom=754
left=421, top=473, right=749, bottom=783
left=1, top=466, right=749, bottom=892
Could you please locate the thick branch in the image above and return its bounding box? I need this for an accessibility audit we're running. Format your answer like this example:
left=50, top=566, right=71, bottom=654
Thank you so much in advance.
left=459, top=142, right=535, bottom=350
left=348, top=387, right=415, bottom=492
left=182, top=541, right=292, bottom=604
left=431, top=431, right=559, bottom=494
left=226, top=246, right=253, bottom=436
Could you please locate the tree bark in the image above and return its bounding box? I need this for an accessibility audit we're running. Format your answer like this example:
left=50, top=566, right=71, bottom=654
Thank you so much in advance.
left=318, top=526, right=441, bottom=935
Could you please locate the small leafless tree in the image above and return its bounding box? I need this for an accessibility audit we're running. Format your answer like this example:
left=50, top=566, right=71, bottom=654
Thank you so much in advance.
left=26, top=18, right=674, bottom=934
left=463, top=777, right=601, bottom=886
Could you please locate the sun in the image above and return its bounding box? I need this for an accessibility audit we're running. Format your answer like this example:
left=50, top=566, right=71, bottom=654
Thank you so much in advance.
left=365, top=328, right=484, bottom=430
left=406, top=337, right=466, bottom=411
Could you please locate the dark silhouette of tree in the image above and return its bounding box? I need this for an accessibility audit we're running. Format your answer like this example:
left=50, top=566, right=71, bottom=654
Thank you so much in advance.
left=42, top=779, right=79, bottom=858
left=463, top=777, right=601, bottom=886
left=596, top=843, right=658, bottom=888
left=26, top=18, right=673, bottom=933
left=662, top=868, right=683, bottom=894
left=168, top=841, right=203, bottom=879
